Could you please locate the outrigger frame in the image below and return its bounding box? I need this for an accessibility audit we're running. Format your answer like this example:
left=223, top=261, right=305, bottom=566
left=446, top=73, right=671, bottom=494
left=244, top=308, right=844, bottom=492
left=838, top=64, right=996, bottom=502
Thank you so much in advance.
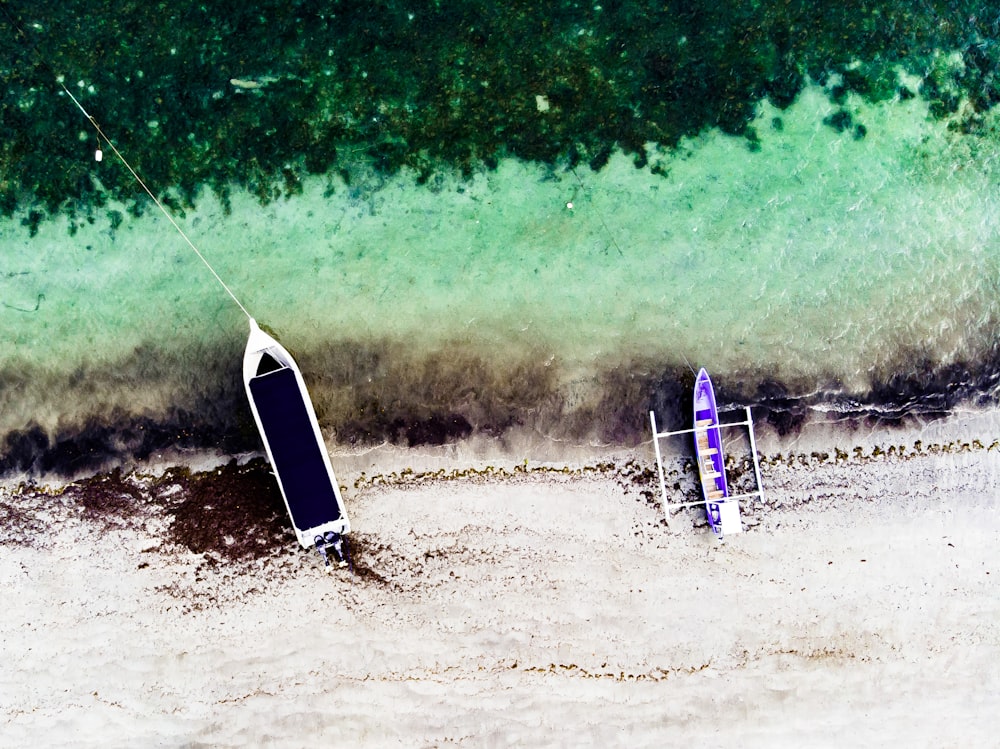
left=649, top=406, right=766, bottom=534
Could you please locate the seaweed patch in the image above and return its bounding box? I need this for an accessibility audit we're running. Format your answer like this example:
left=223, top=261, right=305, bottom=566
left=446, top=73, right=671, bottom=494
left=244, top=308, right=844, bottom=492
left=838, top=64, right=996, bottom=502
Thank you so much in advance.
left=160, top=459, right=295, bottom=562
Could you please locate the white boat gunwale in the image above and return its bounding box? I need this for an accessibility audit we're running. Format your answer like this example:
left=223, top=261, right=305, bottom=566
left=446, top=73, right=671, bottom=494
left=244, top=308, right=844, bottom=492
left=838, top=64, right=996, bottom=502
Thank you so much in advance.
left=243, top=318, right=350, bottom=557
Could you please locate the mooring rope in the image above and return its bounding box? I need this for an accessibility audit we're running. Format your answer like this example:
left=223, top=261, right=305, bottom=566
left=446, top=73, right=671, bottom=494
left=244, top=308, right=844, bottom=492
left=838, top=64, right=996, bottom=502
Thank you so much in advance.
left=59, top=82, right=253, bottom=321
left=0, top=5, right=252, bottom=321
left=568, top=165, right=624, bottom=257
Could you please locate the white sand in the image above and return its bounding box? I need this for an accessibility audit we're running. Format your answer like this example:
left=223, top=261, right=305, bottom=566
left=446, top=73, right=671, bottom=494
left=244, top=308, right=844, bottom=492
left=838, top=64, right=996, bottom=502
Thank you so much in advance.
left=3, top=445, right=1000, bottom=747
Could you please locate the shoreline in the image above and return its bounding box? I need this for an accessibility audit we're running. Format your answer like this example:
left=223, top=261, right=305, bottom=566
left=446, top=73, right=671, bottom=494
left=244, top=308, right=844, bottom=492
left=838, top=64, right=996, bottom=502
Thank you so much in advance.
left=6, top=405, right=1000, bottom=566
left=6, top=400, right=1000, bottom=487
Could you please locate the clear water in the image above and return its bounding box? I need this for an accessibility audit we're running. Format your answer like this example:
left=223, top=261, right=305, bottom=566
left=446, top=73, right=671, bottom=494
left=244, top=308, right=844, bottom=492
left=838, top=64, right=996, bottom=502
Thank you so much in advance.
left=4, top=79, right=1000, bottom=471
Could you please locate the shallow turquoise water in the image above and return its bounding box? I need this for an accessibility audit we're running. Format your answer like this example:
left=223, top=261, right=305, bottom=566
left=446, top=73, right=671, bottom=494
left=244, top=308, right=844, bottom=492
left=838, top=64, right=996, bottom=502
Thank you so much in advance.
left=4, top=78, right=1000, bottom=474
left=4, top=0, right=1000, bottom=474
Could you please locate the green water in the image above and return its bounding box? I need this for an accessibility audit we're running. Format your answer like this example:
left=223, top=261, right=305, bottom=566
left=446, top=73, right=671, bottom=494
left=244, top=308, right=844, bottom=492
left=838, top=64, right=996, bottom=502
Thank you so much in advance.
left=3, top=80, right=1000, bottom=466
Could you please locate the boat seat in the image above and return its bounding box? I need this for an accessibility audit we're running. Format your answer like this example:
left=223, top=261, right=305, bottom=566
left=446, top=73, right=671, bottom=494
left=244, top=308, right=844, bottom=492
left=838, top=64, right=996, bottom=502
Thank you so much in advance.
left=717, top=500, right=743, bottom=535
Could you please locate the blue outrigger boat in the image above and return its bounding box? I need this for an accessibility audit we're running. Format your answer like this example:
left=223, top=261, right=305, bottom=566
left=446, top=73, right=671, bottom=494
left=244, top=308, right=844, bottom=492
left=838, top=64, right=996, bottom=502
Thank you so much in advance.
left=692, top=368, right=737, bottom=535
left=649, top=368, right=765, bottom=537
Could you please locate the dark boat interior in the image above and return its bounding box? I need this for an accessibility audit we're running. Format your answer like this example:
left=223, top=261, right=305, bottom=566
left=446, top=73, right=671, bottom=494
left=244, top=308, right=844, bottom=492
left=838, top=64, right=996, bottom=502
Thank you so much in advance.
left=248, top=364, right=342, bottom=531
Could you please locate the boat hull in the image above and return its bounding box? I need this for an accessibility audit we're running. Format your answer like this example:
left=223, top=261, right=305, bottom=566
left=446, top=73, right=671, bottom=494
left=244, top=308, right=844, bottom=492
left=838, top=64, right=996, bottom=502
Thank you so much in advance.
left=693, top=368, right=730, bottom=535
left=243, top=319, right=350, bottom=548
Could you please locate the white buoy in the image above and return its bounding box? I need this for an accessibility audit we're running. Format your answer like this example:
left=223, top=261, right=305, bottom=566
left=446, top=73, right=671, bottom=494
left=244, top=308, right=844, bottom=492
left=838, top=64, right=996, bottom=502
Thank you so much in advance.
left=95, top=148, right=103, bottom=162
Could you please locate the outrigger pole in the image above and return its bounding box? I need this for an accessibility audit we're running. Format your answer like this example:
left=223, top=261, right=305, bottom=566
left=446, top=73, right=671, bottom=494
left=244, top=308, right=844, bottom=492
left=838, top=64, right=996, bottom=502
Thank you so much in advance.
left=649, top=406, right=766, bottom=519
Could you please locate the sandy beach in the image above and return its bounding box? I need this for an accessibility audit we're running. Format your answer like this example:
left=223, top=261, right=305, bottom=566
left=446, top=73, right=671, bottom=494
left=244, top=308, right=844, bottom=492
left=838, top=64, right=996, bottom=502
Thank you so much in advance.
left=6, top=3, right=1000, bottom=746
left=3, top=423, right=999, bottom=748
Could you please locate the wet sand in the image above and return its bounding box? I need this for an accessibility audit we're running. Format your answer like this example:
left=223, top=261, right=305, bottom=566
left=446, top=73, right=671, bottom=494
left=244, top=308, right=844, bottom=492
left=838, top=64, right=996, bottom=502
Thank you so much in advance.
left=2, top=432, right=999, bottom=747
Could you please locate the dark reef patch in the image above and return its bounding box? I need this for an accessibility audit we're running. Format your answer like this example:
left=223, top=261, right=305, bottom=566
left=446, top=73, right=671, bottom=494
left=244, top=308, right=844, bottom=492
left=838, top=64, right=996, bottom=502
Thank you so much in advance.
left=585, top=360, right=696, bottom=444
left=0, top=333, right=258, bottom=477
left=319, top=340, right=1000, bottom=447
left=4, top=335, right=1000, bottom=478
left=583, top=359, right=828, bottom=443
left=0, top=409, right=257, bottom=479
left=3, top=2, right=1000, bottom=225
left=741, top=379, right=812, bottom=436
left=863, top=346, right=1000, bottom=424
left=298, top=342, right=564, bottom=447
left=583, top=349, right=1000, bottom=446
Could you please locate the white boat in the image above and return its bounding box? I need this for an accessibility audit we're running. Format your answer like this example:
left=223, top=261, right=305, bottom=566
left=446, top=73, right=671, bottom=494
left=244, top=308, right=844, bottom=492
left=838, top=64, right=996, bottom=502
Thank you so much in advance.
left=56, top=85, right=353, bottom=565
left=243, top=318, right=350, bottom=566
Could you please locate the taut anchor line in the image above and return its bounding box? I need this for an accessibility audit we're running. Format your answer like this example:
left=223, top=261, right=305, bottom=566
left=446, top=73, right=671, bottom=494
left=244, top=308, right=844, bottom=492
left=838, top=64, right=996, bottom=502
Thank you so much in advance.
left=59, top=81, right=253, bottom=321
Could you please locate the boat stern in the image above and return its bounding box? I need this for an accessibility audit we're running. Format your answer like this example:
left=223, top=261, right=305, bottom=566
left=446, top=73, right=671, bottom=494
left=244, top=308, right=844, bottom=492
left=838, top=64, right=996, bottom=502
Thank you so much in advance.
left=709, top=500, right=743, bottom=536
